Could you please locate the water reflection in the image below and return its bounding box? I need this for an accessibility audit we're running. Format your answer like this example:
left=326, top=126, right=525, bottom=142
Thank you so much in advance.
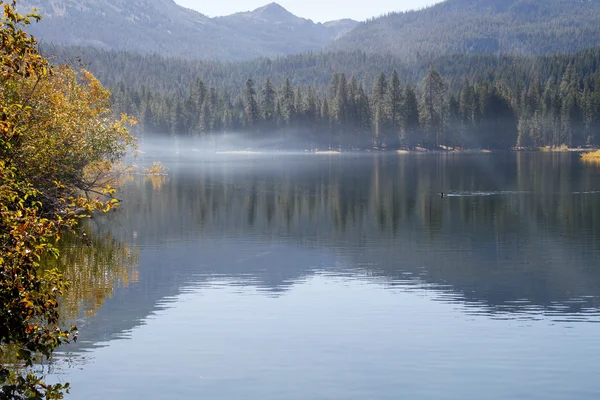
left=49, top=229, right=140, bottom=321
left=45, top=153, right=600, bottom=355
left=46, top=152, right=600, bottom=400
left=93, top=152, right=600, bottom=321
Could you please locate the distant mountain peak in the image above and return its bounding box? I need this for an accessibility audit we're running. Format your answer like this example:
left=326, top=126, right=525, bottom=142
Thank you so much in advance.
left=253, top=2, right=297, bottom=19
left=225, top=2, right=307, bottom=24
left=256, top=2, right=289, bottom=13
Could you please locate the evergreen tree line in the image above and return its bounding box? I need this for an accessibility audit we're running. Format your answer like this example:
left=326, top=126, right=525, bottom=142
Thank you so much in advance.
left=48, top=44, right=600, bottom=97
left=111, top=65, right=599, bottom=150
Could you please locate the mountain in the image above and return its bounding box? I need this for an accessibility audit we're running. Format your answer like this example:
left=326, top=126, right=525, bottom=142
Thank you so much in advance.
left=215, top=3, right=358, bottom=55
left=329, top=0, right=600, bottom=58
left=17, top=0, right=230, bottom=58
left=16, top=0, right=358, bottom=61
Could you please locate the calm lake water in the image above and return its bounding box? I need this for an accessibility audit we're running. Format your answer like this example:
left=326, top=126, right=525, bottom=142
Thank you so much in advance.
left=49, top=147, right=600, bottom=399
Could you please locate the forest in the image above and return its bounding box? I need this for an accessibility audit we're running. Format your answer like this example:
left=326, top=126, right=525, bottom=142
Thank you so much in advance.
left=109, top=64, right=597, bottom=150
left=45, top=42, right=600, bottom=150
left=47, top=45, right=600, bottom=95
left=329, top=0, right=600, bottom=58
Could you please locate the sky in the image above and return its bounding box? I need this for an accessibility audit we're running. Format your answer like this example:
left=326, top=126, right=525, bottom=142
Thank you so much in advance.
left=173, top=0, right=443, bottom=23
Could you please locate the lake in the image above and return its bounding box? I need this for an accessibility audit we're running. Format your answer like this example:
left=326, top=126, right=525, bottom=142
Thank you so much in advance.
left=48, top=147, right=600, bottom=399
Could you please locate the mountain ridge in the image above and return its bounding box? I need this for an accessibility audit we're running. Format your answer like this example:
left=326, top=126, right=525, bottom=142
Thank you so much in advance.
left=329, top=0, right=600, bottom=58
left=16, top=0, right=359, bottom=61
left=17, top=0, right=600, bottom=62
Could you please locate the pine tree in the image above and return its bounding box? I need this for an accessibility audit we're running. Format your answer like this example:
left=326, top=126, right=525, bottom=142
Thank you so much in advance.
left=305, top=86, right=318, bottom=131
left=280, top=78, right=295, bottom=125
left=295, top=86, right=304, bottom=125
left=387, top=70, right=403, bottom=147
left=420, top=66, right=447, bottom=148
left=244, top=79, right=259, bottom=129
left=260, top=77, right=276, bottom=123
left=447, top=94, right=460, bottom=149
left=402, top=85, right=420, bottom=149
left=372, top=72, right=388, bottom=148
left=333, top=73, right=348, bottom=129
left=356, top=82, right=371, bottom=147
left=199, top=100, right=211, bottom=135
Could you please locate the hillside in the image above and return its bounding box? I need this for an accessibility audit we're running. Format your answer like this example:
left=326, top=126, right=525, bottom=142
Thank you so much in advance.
left=16, top=0, right=358, bottom=61
left=329, top=0, right=600, bottom=58
left=47, top=44, right=600, bottom=96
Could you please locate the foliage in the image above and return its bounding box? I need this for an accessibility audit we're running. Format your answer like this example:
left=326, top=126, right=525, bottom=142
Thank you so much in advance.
left=540, top=145, right=570, bottom=153
left=581, top=149, right=600, bottom=162
left=0, top=165, right=75, bottom=399
left=0, top=1, right=135, bottom=398
left=143, top=162, right=169, bottom=176
left=5, top=64, right=136, bottom=204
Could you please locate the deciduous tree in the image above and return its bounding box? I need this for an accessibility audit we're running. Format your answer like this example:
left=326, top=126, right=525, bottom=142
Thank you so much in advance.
left=0, top=2, right=135, bottom=398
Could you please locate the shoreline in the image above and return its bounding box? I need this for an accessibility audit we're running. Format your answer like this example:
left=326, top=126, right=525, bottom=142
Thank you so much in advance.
left=205, top=148, right=599, bottom=155
left=310, top=148, right=599, bottom=154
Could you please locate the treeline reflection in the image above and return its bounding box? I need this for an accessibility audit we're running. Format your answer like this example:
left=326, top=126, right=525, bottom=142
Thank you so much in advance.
left=111, top=153, right=600, bottom=314
left=49, top=153, right=600, bottom=354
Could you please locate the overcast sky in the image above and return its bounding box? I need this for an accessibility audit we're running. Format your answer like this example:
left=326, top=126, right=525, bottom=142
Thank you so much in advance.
left=173, top=0, right=443, bottom=23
